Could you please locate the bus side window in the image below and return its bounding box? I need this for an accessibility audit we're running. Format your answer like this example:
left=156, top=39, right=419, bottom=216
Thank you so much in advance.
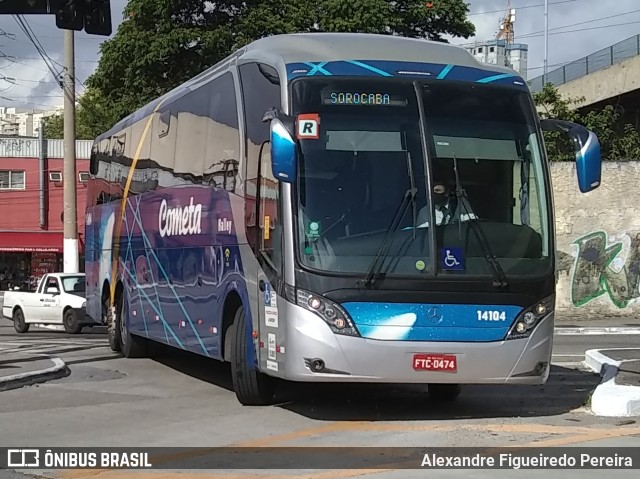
left=258, top=145, right=282, bottom=273
left=239, top=62, right=282, bottom=255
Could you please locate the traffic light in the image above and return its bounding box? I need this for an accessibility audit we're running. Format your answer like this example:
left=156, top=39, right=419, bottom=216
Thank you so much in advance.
left=0, top=0, right=112, bottom=36
left=0, top=0, right=49, bottom=14
left=83, top=0, right=111, bottom=36
left=55, top=0, right=83, bottom=31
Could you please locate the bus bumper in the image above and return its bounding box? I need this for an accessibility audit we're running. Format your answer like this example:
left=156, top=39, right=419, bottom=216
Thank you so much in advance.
left=280, top=303, right=553, bottom=385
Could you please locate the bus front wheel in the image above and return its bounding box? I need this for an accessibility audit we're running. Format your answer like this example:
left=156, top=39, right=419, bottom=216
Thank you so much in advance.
left=428, top=383, right=462, bottom=402
left=230, top=306, right=274, bottom=406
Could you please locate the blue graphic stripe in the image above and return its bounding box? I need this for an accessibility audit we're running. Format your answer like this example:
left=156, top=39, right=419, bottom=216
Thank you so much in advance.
left=128, top=197, right=183, bottom=346
left=285, top=60, right=528, bottom=91
left=436, top=64, right=454, bottom=80
left=477, top=73, right=516, bottom=83
left=304, top=62, right=331, bottom=76
left=129, top=198, right=169, bottom=341
left=346, top=60, right=393, bottom=77
left=123, top=205, right=148, bottom=337
left=128, top=202, right=210, bottom=357
left=120, top=261, right=185, bottom=348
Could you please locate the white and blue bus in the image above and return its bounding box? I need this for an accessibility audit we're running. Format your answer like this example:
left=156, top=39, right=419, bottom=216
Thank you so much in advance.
left=85, top=33, right=602, bottom=405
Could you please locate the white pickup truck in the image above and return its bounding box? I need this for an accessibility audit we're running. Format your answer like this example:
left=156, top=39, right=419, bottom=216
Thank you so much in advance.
left=2, top=273, right=98, bottom=334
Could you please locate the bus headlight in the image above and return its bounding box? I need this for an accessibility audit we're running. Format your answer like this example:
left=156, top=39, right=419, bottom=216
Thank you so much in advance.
left=295, top=289, right=360, bottom=337
left=506, top=295, right=554, bottom=340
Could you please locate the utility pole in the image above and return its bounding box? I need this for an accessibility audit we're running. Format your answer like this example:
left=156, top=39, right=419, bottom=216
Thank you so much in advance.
left=543, top=0, right=549, bottom=85
left=63, top=28, right=78, bottom=273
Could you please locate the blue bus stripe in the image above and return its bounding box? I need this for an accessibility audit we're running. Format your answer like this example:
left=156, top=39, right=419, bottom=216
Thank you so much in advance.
left=346, top=60, right=393, bottom=77
left=120, top=261, right=184, bottom=348
left=477, top=73, right=515, bottom=83
left=436, top=64, right=454, bottom=79
left=122, top=209, right=148, bottom=337
left=130, top=199, right=169, bottom=342
left=129, top=203, right=210, bottom=356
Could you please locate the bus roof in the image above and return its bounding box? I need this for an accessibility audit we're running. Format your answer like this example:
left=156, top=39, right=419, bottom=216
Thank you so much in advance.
left=240, top=33, right=501, bottom=71
left=96, top=33, right=516, bottom=142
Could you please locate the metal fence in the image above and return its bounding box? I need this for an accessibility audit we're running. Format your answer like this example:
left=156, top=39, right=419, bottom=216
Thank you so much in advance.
left=529, top=33, right=640, bottom=92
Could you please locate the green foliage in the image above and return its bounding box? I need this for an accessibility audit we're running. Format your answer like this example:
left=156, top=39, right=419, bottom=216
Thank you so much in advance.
left=42, top=88, right=114, bottom=140
left=533, top=83, right=640, bottom=161
left=83, top=0, right=475, bottom=138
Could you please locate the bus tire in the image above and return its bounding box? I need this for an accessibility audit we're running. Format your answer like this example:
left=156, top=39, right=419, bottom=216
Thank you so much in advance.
left=106, top=296, right=121, bottom=353
left=230, top=306, right=274, bottom=406
left=428, top=383, right=462, bottom=402
left=117, top=289, right=148, bottom=359
left=13, top=308, right=29, bottom=333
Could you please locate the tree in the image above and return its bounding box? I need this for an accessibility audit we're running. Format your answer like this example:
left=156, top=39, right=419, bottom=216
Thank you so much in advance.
left=85, top=0, right=476, bottom=135
left=42, top=87, right=114, bottom=140
left=533, top=83, right=640, bottom=161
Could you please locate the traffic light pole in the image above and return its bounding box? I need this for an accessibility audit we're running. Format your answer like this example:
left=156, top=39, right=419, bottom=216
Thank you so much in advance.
left=63, top=28, right=78, bottom=273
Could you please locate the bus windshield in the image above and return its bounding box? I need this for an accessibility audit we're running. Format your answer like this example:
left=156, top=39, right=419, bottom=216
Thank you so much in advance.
left=292, top=78, right=551, bottom=279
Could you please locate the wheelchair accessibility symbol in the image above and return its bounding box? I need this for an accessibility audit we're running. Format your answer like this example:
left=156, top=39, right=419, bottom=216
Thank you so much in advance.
left=441, top=247, right=464, bottom=271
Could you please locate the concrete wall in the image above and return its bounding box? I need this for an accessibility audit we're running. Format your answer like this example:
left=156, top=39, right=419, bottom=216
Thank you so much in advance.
left=552, top=161, right=640, bottom=318
left=557, top=55, right=640, bottom=109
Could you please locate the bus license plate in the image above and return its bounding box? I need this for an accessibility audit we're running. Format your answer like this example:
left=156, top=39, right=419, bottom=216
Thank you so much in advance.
left=413, top=354, right=457, bottom=372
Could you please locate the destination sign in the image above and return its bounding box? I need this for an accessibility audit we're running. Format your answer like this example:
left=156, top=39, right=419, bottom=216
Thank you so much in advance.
left=322, top=91, right=407, bottom=106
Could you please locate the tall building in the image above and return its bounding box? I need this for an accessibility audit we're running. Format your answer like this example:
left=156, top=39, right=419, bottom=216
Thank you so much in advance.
left=464, top=40, right=529, bottom=79
left=0, top=106, right=64, bottom=137
left=463, top=2, right=529, bottom=80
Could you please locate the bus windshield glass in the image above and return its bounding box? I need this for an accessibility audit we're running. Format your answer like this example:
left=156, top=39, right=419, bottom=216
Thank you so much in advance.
left=292, top=78, right=551, bottom=278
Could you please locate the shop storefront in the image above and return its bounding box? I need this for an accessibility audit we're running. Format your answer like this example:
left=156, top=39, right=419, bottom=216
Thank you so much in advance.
left=0, top=232, right=84, bottom=291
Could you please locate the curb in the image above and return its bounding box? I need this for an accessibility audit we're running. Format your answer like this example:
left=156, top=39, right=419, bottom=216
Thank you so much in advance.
left=585, top=349, right=640, bottom=417
left=555, top=327, right=640, bottom=335
left=0, top=357, right=69, bottom=392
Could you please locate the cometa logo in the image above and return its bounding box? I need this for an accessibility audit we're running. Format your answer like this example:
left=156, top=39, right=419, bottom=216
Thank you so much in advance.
left=158, top=197, right=203, bottom=237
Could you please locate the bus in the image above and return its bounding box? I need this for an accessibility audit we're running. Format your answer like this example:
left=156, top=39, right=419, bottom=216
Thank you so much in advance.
left=85, top=33, right=602, bottom=405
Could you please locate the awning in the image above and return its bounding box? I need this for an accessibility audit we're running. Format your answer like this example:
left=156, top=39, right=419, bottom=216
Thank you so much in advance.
left=0, top=232, right=70, bottom=253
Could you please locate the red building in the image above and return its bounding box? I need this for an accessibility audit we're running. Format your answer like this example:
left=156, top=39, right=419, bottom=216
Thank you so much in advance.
left=0, top=136, right=93, bottom=291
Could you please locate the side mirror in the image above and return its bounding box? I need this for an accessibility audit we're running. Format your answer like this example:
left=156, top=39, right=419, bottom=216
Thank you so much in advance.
left=46, top=287, right=59, bottom=295
left=540, top=119, right=602, bottom=193
left=263, top=109, right=297, bottom=183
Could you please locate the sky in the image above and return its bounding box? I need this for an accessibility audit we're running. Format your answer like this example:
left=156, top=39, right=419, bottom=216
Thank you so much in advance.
left=0, top=0, right=639, bottom=111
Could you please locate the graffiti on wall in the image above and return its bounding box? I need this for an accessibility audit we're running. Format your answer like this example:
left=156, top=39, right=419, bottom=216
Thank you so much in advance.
left=570, top=231, right=640, bottom=308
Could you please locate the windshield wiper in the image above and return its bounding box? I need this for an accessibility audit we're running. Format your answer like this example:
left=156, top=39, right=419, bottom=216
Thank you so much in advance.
left=359, top=187, right=417, bottom=288
left=451, top=155, right=509, bottom=289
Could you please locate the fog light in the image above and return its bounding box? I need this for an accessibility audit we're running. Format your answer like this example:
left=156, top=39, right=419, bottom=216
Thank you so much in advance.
left=515, top=322, right=526, bottom=334
left=523, top=312, right=536, bottom=325
left=535, top=303, right=547, bottom=315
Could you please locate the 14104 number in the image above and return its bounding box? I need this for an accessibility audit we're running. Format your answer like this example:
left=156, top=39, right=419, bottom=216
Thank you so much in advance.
left=477, top=310, right=506, bottom=321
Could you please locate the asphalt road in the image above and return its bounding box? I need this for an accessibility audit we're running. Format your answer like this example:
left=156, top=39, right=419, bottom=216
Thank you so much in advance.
left=0, top=319, right=639, bottom=479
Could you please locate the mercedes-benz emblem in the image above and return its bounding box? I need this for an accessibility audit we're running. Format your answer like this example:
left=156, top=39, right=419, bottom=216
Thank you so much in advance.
left=427, top=307, right=443, bottom=324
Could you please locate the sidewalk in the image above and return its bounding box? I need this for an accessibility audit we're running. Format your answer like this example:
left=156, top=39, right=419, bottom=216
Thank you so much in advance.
left=0, top=352, right=69, bottom=392
left=586, top=348, right=640, bottom=417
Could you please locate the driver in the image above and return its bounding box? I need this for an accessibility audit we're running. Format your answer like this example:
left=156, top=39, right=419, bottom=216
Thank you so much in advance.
left=416, top=172, right=477, bottom=227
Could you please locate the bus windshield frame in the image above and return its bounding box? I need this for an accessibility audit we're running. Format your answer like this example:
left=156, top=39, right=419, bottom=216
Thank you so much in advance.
left=289, top=76, right=553, bottom=281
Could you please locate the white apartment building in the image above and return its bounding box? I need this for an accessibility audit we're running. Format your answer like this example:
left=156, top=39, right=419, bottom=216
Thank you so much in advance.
left=463, top=39, right=529, bottom=80
left=0, top=106, right=64, bottom=137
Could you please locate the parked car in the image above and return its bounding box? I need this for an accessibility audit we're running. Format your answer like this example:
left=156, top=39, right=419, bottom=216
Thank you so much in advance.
left=2, top=273, right=99, bottom=334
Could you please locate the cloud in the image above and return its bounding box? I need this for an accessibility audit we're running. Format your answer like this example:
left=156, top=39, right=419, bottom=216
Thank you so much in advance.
left=1, top=0, right=639, bottom=111
left=0, top=0, right=127, bottom=111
